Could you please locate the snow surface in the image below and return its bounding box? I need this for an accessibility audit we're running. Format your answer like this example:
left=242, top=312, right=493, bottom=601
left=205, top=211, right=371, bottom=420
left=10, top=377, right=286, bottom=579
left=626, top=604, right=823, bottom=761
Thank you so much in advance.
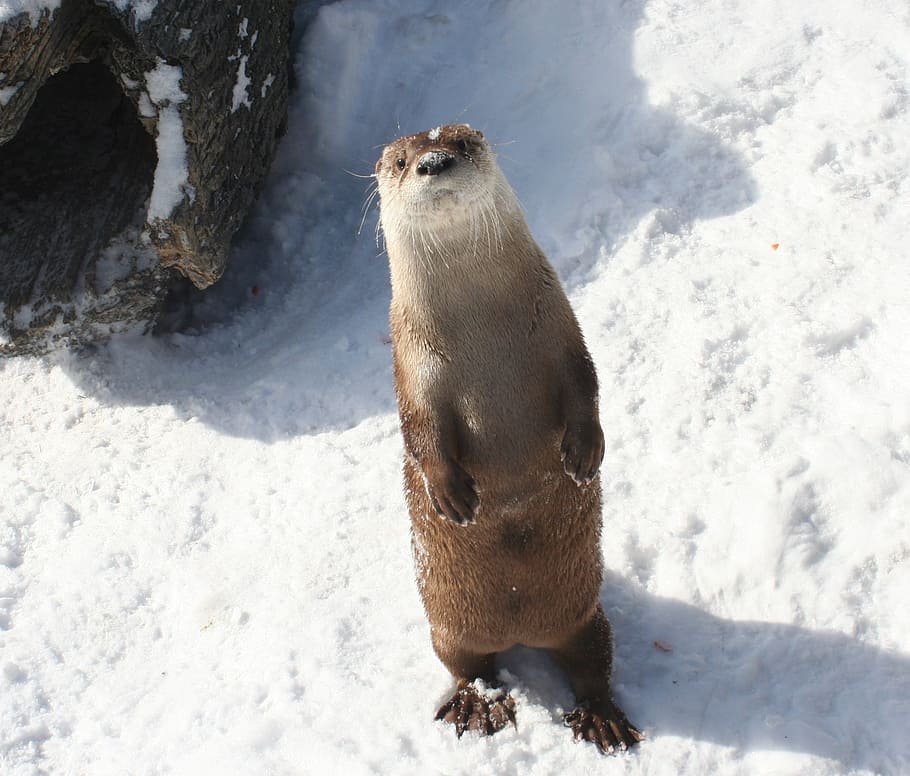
left=110, top=0, right=157, bottom=22
left=2, top=0, right=910, bottom=774
left=0, top=0, right=157, bottom=25
left=0, top=0, right=59, bottom=24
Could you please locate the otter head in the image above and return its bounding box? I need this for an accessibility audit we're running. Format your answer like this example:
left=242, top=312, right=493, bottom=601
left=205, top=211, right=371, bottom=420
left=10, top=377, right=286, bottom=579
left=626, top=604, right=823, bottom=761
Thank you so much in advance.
left=375, top=125, right=511, bottom=239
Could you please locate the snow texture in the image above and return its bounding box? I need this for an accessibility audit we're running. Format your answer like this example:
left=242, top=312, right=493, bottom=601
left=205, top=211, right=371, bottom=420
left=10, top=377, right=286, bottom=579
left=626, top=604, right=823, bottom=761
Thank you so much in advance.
left=0, top=0, right=157, bottom=24
left=144, top=59, right=189, bottom=222
left=0, top=81, right=21, bottom=106
left=0, top=0, right=59, bottom=24
left=2, top=0, right=910, bottom=774
left=231, top=55, right=253, bottom=113
left=110, top=0, right=157, bottom=22
left=230, top=18, right=256, bottom=113
left=260, top=72, right=275, bottom=99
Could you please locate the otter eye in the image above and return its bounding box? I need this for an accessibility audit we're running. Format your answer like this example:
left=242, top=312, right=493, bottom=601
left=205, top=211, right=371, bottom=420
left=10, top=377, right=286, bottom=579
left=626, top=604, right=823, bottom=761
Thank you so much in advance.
left=396, top=157, right=406, bottom=170
left=456, top=139, right=469, bottom=153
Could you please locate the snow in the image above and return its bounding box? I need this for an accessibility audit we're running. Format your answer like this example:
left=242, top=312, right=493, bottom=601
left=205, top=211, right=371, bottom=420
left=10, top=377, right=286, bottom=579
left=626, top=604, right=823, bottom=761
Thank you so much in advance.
left=230, top=18, right=256, bottom=112
left=0, top=81, right=21, bottom=106
left=110, top=0, right=157, bottom=22
left=261, top=72, right=275, bottom=99
left=0, top=0, right=59, bottom=24
left=144, top=59, right=189, bottom=221
left=2, top=0, right=910, bottom=774
left=0, top=0, right=157, bottom=24
left=231, top=55, right=253, bottom=113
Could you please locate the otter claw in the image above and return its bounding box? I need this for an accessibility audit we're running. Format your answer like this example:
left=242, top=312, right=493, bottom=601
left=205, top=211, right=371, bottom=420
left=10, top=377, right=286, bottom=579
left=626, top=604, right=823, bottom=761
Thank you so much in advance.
left=563, top=700, right=643, bottom=755
left=560, top=421, right=605, bottom=485
left=436, top=684, right=516, bottom=738
left=424, top=459, right=479, bottom=524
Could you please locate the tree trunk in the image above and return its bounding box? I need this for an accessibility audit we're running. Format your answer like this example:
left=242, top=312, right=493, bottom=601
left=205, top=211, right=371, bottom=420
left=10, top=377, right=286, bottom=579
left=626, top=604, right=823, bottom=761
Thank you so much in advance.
left=0, top=0, right=295, bottom=355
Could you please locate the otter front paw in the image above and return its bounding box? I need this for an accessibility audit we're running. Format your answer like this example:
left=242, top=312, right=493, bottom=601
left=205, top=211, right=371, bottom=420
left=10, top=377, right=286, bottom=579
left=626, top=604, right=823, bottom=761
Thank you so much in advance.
left=422, top=458, right=479, bottom=525
left=560, top=420, right=605, bottom=484
left=435, top=683, right=516, bottom=737
left=564, top=698, right=643, bottom=754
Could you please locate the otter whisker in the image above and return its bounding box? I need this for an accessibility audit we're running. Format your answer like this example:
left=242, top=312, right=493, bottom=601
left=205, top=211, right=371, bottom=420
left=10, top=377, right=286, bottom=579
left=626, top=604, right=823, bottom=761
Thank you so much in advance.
left=425, top=215, right=450, bottom=269
left=360, top=181, right=379, bottom=213
left=486, top=194, right=503, bottom=256
left=358, top=186, right=380, bottom=237
left=374, top=215, right=384, bottom=251
left=470, top=206, right=482, bottom=262
left=480, top=195, right=497, bottom=255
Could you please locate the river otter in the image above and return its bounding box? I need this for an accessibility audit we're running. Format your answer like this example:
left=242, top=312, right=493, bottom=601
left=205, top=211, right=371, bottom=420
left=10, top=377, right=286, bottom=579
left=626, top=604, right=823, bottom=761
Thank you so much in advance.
left=375, top=123, right=643, bottom=754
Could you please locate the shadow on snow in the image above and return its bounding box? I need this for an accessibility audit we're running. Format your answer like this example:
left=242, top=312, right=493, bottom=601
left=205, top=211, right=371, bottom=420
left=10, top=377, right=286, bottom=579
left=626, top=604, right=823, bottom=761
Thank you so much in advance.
left=500, top=572, right=908, bottom=771
left=58, top=0, right=756, bottom=443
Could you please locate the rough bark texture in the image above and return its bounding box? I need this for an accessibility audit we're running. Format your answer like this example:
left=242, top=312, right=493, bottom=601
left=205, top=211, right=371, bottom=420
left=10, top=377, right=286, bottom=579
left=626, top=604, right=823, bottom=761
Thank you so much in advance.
left=0, top=0, right=295, bottom=355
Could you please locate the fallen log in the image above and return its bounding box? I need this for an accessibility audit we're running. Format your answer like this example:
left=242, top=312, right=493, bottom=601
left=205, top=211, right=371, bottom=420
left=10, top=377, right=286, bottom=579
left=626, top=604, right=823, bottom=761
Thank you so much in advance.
left=0, top=0, right=295, bottom=355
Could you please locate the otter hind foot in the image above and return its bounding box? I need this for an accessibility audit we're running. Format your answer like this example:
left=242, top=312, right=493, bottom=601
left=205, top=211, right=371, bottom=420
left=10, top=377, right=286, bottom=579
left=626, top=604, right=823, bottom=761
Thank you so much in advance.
left=563, top=699, right=643, bottom=755
left=435, top=683, right=517, bottom=738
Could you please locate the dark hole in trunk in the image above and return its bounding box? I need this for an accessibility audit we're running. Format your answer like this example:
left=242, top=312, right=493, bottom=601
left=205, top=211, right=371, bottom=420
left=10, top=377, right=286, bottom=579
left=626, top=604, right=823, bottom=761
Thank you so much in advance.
left=0, top=60, right=157, bottom=310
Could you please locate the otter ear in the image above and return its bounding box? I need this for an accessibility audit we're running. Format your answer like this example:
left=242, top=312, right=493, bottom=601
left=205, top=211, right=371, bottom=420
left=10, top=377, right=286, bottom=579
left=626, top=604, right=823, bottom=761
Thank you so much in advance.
left=375, top=158, right=383, bottom=175
left=476, top=130, right=484, bottom=139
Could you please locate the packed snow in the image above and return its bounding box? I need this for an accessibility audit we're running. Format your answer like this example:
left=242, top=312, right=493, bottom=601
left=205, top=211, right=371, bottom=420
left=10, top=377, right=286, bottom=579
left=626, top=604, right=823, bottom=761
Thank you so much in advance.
left=2, top=0, right=909, bottom=774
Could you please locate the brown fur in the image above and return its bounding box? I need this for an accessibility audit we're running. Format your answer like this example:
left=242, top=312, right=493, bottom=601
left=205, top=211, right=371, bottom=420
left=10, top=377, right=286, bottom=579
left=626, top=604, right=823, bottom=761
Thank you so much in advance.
left=376, top=124, right=642, bottom=753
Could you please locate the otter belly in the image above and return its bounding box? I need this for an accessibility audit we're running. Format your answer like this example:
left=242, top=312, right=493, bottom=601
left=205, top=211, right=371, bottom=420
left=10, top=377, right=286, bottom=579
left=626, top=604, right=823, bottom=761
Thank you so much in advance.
left=405, top=456, right=603, bottom=650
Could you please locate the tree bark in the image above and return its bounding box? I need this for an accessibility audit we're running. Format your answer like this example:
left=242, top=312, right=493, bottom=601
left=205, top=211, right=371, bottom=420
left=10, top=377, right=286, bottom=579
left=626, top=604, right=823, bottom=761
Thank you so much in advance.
left=0, top=0, right=295, bottom=355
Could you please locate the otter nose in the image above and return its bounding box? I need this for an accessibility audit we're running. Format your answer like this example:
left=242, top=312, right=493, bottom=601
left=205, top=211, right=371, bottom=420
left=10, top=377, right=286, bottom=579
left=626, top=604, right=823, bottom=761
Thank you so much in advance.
left=416, top=150, right=456, bottom=176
